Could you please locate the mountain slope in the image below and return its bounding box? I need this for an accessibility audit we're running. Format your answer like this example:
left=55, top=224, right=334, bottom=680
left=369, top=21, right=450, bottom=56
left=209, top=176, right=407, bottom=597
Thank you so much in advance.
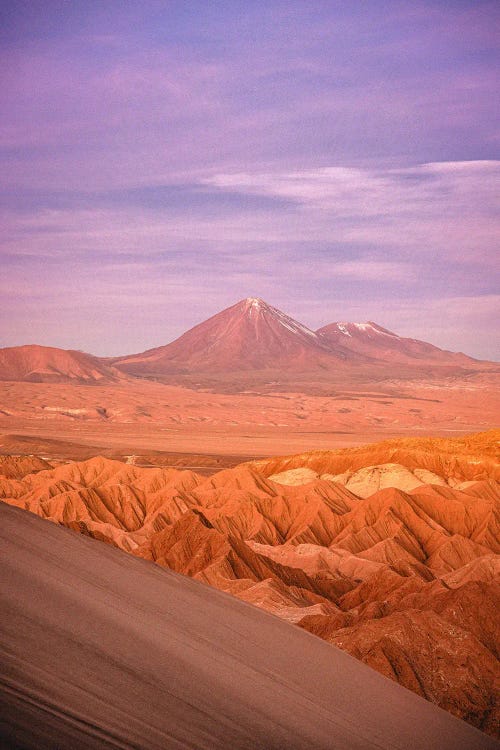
left=3, top=301, right=494, bottom=387
left=317, top=321, right=479, bottom=366
left=1, top=502, right=495, bottom=750
left=113, top=299, right=495, bottom=385
left=0, top=344, right=124, bottom=384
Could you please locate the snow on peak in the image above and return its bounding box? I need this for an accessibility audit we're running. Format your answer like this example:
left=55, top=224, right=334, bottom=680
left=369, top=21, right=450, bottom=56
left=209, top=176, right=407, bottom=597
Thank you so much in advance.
left=337, top=324, right=352, bottom=337
left=241, top=298, right=318, bottom=338
left=332, top=322, right=398, bottom=337
left=353, top=322, right=397, bottom=336
left=267, top=304, right=318, bottom=339
left=244, top=297, right=269, bottom=317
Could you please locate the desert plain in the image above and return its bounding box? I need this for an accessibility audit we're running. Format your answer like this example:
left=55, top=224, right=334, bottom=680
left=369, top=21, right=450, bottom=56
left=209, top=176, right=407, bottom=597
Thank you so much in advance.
left=0, top=372, right=497, bottom=465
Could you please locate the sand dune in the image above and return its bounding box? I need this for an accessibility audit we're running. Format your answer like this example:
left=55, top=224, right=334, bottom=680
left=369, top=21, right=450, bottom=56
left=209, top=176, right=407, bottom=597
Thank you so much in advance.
left=1, top=502, right=496, bottom=750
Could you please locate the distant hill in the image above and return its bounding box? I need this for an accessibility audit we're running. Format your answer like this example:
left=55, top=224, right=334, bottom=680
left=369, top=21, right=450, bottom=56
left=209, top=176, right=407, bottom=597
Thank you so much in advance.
left=0, top=344, right=125, bottom=384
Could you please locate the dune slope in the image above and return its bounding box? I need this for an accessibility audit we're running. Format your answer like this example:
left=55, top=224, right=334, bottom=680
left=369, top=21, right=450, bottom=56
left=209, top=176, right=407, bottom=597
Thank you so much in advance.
left=0, top=503, right=496, bottom=750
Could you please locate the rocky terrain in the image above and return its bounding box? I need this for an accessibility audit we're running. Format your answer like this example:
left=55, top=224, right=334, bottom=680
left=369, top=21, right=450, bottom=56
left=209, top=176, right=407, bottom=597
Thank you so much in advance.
left=3, top=502, right=494, bottom=750
left=1, top=430, right=498, bottom=737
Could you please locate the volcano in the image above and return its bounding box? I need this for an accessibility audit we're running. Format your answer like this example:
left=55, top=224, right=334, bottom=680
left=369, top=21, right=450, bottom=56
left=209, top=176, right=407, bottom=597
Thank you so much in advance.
left=114, top=298, right=358, bottom=378
left=1, top=300, right=495, bottom=389
left=113, top=298, right=493, bottom=385
left=317, top=321, right=478, bottom=366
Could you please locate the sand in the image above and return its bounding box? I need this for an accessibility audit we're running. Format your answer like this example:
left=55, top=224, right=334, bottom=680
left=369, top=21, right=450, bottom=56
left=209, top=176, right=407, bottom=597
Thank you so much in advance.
left=1, top=503, right=496, bottom=749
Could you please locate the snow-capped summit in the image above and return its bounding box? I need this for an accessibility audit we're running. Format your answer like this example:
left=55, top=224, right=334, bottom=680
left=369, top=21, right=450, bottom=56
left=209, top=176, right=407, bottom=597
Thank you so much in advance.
left=114, top=298, right=337, bottom=377
left=324, top=322, right=398, bottom=338
left=242, top=298, right=319, bottom=340
left=317, top=320, right=475, bottom=365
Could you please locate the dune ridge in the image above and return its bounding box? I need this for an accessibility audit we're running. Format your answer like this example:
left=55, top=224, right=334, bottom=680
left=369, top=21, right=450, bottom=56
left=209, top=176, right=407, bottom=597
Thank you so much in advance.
left=1, top=502, right=497, bottom=750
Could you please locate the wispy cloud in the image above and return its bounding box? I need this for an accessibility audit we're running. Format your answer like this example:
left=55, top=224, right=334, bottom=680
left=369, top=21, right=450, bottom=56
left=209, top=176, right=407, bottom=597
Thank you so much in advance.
left=327, top=261, right=412, bottom=281
left=0, top=2, right=498, bottom=358
left=205, top=161, right=500, bottom=261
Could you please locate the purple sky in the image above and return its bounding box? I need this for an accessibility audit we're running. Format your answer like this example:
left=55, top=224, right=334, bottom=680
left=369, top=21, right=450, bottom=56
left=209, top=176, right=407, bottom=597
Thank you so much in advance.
left=1, top=1, right=499, bottom=359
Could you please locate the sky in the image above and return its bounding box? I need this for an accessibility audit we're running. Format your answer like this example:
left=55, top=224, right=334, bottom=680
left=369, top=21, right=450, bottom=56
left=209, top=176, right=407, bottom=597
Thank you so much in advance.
left=1, top=0, right=499, bottom=358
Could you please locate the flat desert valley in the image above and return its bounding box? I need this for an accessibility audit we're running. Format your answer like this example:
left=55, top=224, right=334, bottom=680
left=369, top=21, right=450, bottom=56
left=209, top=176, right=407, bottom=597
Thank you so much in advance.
left=1, top=373, right=497, bottom=466
left=1, top=298, right=497, bottom=465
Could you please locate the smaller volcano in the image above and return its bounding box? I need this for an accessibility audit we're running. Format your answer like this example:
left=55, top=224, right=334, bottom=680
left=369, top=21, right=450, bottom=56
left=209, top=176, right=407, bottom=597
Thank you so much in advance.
left=317, top=321, right=477, bottom=365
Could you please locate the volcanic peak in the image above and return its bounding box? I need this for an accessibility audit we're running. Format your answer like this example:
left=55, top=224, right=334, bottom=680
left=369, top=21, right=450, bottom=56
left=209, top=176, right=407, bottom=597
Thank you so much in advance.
left=113, top=297, right=336, bottom=376
left=245, top=296, right=266, bottom=308
left=239, top=297, right=319, bottom=339
left=328, top=322, right=398, bottom=337
left=4, top=298, right=494, bottom=385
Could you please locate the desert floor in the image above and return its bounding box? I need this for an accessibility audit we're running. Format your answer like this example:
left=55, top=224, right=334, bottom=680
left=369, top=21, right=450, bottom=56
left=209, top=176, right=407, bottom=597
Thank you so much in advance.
left=0, top=376, right=497, bottom=466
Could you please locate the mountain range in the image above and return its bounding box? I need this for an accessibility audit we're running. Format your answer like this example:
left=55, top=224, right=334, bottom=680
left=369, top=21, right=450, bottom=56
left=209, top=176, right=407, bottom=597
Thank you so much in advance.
left=0, top=298, right=496, bottom=388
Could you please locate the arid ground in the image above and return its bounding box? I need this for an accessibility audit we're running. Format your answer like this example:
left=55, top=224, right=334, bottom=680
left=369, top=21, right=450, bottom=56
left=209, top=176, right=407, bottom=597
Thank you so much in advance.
left=1, top=309, right=499, bottom=744
left=1, top=374, right=497, bottom=465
